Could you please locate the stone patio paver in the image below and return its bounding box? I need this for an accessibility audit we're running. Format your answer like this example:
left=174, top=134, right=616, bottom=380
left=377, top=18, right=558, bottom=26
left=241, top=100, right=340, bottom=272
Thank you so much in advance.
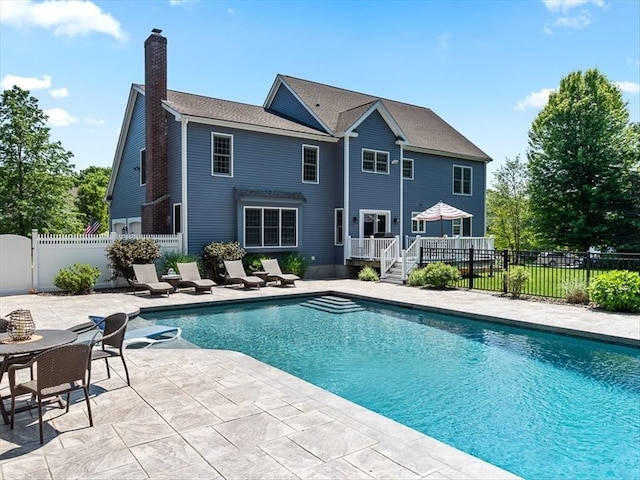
left=2, top=279, right=638, bottom=479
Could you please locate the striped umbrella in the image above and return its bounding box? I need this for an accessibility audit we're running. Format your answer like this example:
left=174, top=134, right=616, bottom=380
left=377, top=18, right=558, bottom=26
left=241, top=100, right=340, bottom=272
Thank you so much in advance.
left=412, top=201, right=473, bottom=236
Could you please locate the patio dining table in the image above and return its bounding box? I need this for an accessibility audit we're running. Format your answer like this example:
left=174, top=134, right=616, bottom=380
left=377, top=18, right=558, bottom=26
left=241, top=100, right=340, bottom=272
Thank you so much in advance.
left=0, top=329, right=78, bottom=424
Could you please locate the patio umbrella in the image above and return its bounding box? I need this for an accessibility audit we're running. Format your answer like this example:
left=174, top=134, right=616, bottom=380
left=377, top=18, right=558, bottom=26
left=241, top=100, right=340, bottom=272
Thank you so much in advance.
left=412, top=200, right=473, bottom=237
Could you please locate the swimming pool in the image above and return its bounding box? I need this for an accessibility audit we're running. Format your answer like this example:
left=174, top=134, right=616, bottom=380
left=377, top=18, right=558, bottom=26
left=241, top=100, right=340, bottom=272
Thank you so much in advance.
left=143, top=296, right=640, bottom=479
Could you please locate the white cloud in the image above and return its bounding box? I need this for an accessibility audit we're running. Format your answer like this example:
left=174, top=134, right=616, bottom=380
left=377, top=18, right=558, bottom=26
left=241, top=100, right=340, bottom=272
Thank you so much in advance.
left=169, top=0, right=198, bottom=6
left=44, top=108, right=78, bottom=127
left=226, top=8, right=235, bottom=14
left=616, top=81, right=640, bottom=94
left=515, top=88, right=555, bottom=111
left=626, top=57, right=640, bottom=67
left=84, top=117, right=104, bottom=126
left=0, top=0, right=127, bottom=41
left=50, top=87, right=69, bottom=98
left=542, top=0, right=605, bottom=13
left=1, top=74, right=51, bottom=91
left=554, top=11, right=592, bottom=28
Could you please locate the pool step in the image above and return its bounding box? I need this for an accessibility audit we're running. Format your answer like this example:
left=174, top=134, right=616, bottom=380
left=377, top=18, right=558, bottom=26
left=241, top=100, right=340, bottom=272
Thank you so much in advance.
left=302, top=296, right=365, bottom=314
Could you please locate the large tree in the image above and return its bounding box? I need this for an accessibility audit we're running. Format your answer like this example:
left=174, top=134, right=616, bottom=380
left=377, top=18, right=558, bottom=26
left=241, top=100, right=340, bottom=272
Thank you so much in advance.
left=527, top=68, right=631, bottom=252
left=75, top=166, right=111, bottom=234
left=0, top=86, right=80, bottom=236
left=486, top=155, right=535, bottom=251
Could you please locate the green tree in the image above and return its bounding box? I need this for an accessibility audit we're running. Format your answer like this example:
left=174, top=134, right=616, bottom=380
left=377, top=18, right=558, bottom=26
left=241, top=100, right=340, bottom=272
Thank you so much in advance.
left=614, top=123, right=640, bottom=251
left=527, top=69, right=631, bottom=252
left=486, top=155, right=535, bottom=251
left=0, top=86, right=80, bottom=235
left=75, top=166, right=111, bottom=234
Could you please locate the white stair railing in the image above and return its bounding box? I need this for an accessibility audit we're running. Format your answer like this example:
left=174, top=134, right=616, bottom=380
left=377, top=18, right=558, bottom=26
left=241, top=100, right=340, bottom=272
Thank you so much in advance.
left=402, top=235, right=421, bottom=280
left=380, top=236, right=399, bottom=278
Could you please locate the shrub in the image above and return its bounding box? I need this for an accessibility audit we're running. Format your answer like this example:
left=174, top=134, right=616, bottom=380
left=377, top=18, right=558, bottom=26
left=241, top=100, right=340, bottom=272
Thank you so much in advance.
left=159, top=251, right=201, bottom=275
left=281, top=252, right=307, bottom=277
left=54, top=263, right=100, bottom=294
left=588, top=270, right=640, bottom=313
left=423, top=262, right=461, bottom=288
left=505, top=265, right=529, bottom=298
left=358, top=266, right=379, bottom=282
left=243, top=253, right=271, bottom=274
left=407, top=267, right=427, bottom=287
left=562, top=278, right=589, bottom=304
left=203, top=241, right=246, bottom=282
left=106, top=238, right=161, bottom=285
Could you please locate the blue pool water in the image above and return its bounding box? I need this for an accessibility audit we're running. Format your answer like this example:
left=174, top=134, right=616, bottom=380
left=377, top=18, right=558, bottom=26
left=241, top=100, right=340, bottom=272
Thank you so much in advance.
left=144, top=297, right=640, bottom=479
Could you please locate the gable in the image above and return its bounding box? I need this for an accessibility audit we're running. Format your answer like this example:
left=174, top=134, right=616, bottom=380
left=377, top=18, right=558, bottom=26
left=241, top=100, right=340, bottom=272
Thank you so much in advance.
left=269, top=83, right=327, bottom=132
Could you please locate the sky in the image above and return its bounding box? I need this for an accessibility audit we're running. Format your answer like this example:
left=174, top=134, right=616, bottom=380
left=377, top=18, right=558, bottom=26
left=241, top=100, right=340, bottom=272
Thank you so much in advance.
left=1, top=0, right=638, bottom=186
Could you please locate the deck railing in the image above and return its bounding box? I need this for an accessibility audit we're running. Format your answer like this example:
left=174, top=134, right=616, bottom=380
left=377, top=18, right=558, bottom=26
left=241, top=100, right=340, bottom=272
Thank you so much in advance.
left=379, top=237, right=400, bottom=278
left=406, top=236, right=495, bottom=251
left=347, top=236, right=396, bottom=260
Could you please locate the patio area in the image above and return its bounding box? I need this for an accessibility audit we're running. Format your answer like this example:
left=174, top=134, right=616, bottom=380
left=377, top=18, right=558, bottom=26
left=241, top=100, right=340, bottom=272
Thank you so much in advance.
left=1, top=280, right=638, bottom=479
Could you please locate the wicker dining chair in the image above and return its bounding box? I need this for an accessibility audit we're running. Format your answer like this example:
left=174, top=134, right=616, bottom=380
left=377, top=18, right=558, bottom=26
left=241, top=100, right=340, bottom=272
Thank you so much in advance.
left=89, top=312, right=130, bottom=386
left=8, top=343, right=94, bottom=444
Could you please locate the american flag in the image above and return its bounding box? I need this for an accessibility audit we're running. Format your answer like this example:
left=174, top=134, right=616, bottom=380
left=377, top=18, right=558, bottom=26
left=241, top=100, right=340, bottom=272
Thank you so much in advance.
left=84, top=221, right=101, bottom=235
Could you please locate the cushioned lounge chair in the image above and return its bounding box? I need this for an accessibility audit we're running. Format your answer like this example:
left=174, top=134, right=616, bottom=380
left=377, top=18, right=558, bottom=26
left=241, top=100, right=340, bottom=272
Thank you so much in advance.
left=223, top=260, right=264, bottom=289
left=72, top=315, right=182, bottom=350
left=132, top=264, right=173, bottom=297
left=176, top=262, right=215, bottom=293
left=260, top=258, right=300, bottom=286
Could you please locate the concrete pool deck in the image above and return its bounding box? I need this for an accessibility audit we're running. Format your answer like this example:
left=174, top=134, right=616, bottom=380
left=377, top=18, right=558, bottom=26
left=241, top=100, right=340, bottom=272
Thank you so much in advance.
left=1, top=280, right=638, bottom=479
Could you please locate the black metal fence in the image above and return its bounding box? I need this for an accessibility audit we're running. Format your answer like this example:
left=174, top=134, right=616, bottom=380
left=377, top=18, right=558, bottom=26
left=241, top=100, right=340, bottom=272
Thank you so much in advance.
left=418, top=248, right=640, bottom=299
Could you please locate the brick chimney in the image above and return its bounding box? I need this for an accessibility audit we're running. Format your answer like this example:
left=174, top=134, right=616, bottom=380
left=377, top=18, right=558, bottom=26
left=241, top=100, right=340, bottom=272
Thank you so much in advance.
left=142, top=28, right=170, bottom=234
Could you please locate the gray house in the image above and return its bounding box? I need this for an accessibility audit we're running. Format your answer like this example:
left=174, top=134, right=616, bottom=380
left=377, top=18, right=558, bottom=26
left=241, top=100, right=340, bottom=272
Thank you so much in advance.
left=107, top=30, right=491, bottom=278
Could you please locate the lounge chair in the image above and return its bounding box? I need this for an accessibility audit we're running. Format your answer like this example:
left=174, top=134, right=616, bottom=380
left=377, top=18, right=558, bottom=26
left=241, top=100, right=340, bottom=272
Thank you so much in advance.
left=223, top=260, right=264, bottom=289
left=260, top=258, right=300, bottom=286
left=176, top=262, right=215, bottom=293
left=132, top=264, right=173, bottom=296
left=72, top=315, right=182, bottom=350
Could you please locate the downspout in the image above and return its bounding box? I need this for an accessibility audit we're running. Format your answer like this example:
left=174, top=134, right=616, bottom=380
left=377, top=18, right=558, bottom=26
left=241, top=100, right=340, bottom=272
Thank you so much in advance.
left=343, top=135, right=350, bottom=265
left=181, top=118, right=189, bottom=254
left=399, top=143, right=404, bottom=247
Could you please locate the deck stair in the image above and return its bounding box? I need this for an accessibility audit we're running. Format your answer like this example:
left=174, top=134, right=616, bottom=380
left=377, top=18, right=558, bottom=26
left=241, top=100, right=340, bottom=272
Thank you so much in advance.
left=302, top=296, right=365, bottom=314
left=380, top=258, right=405, bottom=285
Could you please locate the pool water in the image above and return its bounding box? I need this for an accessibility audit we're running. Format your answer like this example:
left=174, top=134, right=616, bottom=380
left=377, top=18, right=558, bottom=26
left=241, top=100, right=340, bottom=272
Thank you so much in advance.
left=144, top=297, right=640, bottom=479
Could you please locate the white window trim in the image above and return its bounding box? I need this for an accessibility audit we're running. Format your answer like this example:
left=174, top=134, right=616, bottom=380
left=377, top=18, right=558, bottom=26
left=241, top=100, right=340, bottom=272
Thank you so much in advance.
left=361, top=148, right=390, bottom=175
left=403, top=158, right=414, bottom=180
left=243, top=206, right=298, bottom=248
left=139, top=148, right=146, bottom=186
left=211, top=132, right=234, bottom=177
left=411, top=211, right=426, bottom=233
left=453, top=165, right=472, bottom=196
left=334, top=208, right=343, bottom=246
left=301, top=144, right=320, bottom=184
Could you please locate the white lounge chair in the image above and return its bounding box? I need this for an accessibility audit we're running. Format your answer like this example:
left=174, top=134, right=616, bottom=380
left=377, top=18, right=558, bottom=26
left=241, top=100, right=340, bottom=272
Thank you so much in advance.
left=73, top=316, right=182, bottom=349
left=132, top=264, right=173, bottom=296
left=260, top=258, right=300, bottom=286
left=176, top=262, right=215, bottom=293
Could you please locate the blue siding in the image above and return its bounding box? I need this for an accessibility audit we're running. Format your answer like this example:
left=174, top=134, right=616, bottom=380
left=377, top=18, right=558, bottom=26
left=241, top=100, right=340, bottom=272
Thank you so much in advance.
left=270, top=84, right=326, bottom=132
left=348, top=110, right=402, bottom=238
left=185, top=123, right=341, bottom=266
left=110, top=93, right=146, bottom=222
left=167, top=115, right=182, bottom=231
left=403, top=152, right=486, bottom=236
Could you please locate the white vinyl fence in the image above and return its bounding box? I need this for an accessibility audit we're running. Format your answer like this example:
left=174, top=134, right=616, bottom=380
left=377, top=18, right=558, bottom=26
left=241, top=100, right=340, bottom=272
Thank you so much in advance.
left=0, top=230, right=182, bottom=295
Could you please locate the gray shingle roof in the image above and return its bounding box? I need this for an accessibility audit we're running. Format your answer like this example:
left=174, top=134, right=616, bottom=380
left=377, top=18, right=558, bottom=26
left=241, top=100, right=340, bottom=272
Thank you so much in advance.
left=280, top=75, right=491, bottom=161
left=137, top=85, right=329, bottom=137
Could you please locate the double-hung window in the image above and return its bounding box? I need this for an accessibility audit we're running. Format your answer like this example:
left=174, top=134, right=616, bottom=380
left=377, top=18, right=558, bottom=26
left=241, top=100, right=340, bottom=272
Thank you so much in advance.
left=453, top=217, right=472, bottom=236
left=334, top=208, right=343, bottom=246
left=362, top=149, right=389, bottom=174
left=212, top=133, right=233, bottom=176
left=403, top=158, right=414, bottom=180
left=244, top=207, right=297, bottom=247
left=140, top=149, right=147, bottom=186
left=453, top=165, right=472, bottom=195
left=302, top=145, right=319, bottom=183
left=411, top=211, right=426, bottom=233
